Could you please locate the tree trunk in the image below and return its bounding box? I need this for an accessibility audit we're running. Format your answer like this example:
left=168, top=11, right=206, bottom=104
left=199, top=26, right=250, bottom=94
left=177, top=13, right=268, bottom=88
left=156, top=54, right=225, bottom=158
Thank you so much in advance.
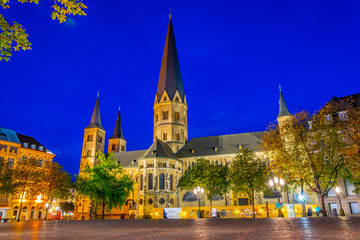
left=209, top=192, right=213, bottom=217
left=17, top=191, right=25, bottom=222
left=318, top=193, right=327, bottom=217
left=102, top=201, right=105, bottom=220
left=252, top=189, right=255, bottom=218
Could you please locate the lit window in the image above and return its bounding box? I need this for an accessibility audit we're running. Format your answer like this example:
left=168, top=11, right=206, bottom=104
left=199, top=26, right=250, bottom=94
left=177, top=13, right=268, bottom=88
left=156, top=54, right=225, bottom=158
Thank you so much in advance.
left=175, top=133, right=180, bottom=141
left=308, top=121, right=313, bottom=129
left=349, top=202, right=360, bottom=214
left=162, top=111, right=169, bottom=120
left=339, top=111, right=348, bottom=121
left=325, top=115, right=332, bottom=124
left=8, top=158, right=14, bottom=168
left=23, top=143, right=28, bottom=148
left=38, top=146, right=44, bottom=151
left=38, top=160, right=42, bottom=167
left=174, top=112, right=180, bottom=120
left=30, top=144, right=36, bottom=150
left=345, top=179, right=356, bottom=196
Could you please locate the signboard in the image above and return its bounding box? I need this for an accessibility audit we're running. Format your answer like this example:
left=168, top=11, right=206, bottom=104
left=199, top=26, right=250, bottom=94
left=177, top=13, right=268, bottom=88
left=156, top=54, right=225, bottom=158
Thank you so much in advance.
left=212, top=208, right=217, bottom=218
left=163, top=208, right=182, bottom=219
left=285, top=204, right=296, bottom=218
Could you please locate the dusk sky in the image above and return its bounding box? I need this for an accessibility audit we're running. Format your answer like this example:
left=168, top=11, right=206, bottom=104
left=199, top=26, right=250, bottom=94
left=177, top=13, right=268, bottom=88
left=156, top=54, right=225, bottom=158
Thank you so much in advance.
left=2, top=0, right=360, bottom=174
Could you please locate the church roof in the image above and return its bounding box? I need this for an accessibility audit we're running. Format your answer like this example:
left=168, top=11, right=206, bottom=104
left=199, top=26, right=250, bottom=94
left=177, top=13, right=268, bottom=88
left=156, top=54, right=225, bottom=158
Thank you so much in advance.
left=156, top=18, right=185, bottom=102
left=114, top=150, right=146, bottom=167
left=86, top=95, right=104, bottom=130
left=110, top=109, right=125, bottom=140
left=176, top=131, right=264, bottom=158
left=278, top=88, right=291, bottom=118
left=142, top=139, right=177, bottom=159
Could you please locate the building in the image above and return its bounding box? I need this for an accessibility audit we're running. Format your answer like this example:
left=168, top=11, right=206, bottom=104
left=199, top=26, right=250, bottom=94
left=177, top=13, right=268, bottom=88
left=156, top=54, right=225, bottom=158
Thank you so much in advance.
left=73, top=16, right=360, bottom=219
left=0, top=127, right=55, bottom=221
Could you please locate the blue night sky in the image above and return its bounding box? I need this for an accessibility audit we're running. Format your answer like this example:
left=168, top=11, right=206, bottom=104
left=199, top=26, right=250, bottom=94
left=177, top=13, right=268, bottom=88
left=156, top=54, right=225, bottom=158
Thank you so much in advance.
left=2, top=0, right=360, bottom=174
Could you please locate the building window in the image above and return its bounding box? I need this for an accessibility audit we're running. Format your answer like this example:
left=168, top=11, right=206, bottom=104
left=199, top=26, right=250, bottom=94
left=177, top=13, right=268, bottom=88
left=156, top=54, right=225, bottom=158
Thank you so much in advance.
left=98, top=136, right=102, bottom=143
left=8, top=158, right=14, bottom=168
left=156, top=114, right=158, bottom=122
left=325, top=115, right=332, bottom=124
left=87, top=150, right=91, bottom=157
left=349, top=202, right=360, bottom=214
left=148, top=199, right=153, bottom=205
left=30, top=144, right=36, bottom=150
left=175, top=133, right=180, bottom=141
left=38, top=160, right=42, bottom=167
left=308, top=121, right=313, bottom=130
left=174, top=111, right=180, bottom=120
left=87, top=135, right=93, bottom=141
left=112, top=144, right=116, bottom=151
left=159, top=173, right=165, bottom=190
left=170, top=174, right=173, bottom=190
left=38, top=146, right=44, bottom=151
left=23, top=143, right=28, bottom=148
left=327, top=187, right=336, bottom=197
left=162, top=111, right=169, bottom=120
left=170, top=198, right=174, bottom=205
left=163, top=133, right=167, bottom=141
left=163, top=96, right=167, bottom=101
left=140, top=175, right=143, bottom=191
left=148, top=173, right=153, bottom=190
left=345, top=179, right=356, bottom=196
left=175, top=97, right=179, bottom=102
left=339, top=111, right=348, bottom=121
left=121, top=145, right=125, bottom=151
left=328, top=203, right=338, bottom=215
left=159, top=198, right=165, bottom=205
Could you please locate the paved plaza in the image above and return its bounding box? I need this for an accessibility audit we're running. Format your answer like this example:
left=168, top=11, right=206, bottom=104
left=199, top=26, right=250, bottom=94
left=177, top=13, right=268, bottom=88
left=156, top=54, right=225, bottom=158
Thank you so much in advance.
left=1, top=217, right=360, bottom=240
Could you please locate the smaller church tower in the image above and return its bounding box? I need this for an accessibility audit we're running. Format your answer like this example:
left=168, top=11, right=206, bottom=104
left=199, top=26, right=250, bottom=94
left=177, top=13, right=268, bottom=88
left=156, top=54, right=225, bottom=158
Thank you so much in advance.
left=79, top=93, right=106, bottom=172
left=277, top=85, right=292, bottom=131
left=108, top=108, right=126, bottom=153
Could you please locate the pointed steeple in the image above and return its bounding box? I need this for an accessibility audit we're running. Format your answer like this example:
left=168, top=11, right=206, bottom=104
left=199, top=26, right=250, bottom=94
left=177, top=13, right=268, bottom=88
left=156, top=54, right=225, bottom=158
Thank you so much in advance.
left=86, top=94, right=104, bottom=130
left=278, top=85, right=291, bottom=118
left=156, top=17, right=185, bottom=102
left=110, top=108, right=125, bottom=140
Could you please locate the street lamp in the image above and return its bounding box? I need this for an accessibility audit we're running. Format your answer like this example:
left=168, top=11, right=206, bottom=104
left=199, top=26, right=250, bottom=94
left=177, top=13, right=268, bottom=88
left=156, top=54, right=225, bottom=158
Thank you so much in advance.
left=269, top=176, right=285, bottom=217
left=194, top=187, right=204, bottom=218
left=335, top=187, right=345, bottom=216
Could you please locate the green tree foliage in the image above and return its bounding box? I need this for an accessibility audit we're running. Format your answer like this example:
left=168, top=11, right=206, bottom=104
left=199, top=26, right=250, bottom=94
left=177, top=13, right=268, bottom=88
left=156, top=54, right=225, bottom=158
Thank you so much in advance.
left=0, top=157, right=15, bottom=196
left=76, top=152, right=134, bottom=219
left=0, top=0, right=87, bottom=61
left=41, top=161, right=74, bottom=219
left=178, top=158, right=229, bottom=212
left=229, top=148, right=268, bottom=218
left=261, top=110, right=348, bottom=217
left=12, top=158, right=44, bottom=221
left=60, top=201, right=75, bottom=212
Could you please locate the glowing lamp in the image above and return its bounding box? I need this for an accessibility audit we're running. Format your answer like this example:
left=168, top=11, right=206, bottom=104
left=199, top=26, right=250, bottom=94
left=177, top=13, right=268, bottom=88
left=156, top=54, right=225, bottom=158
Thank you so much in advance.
left=274, top=177, right=279, bottom=184
left=269, top=180, right=274, bottom=187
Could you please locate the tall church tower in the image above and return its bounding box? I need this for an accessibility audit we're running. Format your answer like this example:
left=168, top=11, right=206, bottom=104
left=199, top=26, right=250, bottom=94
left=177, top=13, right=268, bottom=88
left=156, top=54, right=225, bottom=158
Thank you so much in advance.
left=108, top=108, right=126, bottom=153
left=79, top=94, right=106, bottom=172
left=153, top=15, right=188, bottom=153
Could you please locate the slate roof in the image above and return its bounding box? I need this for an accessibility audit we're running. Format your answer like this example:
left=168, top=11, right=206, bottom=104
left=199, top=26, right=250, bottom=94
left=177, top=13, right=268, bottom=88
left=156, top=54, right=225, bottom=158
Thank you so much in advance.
left=110, top=109, right=125, bottom=140
left=17, top=133, right=51, bottom=153
left=86, top=95, right=104, bottom=130
left=0, top=127, right=20, bottom=144
left=176, top=131, right=264, bottom=158
left=156, top=18, right=185, bottom=102
left=278, top=90, right=291, bottom=118
left=114, top=150, right=146, bottom=167
left=327, top=93, right=360, bottom=110
left=142, top=139, right=177, bottom=159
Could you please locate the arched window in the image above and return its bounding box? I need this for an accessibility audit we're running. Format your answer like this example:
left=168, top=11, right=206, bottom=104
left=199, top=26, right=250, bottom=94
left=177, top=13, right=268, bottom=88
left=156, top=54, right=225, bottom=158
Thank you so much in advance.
left=140, top=175, right=143, bottom=190
left=170, top=174, right=174, bottom=190
left=148, top=173, right=153, bottom=190
left=159, top=173, right=165, bottom=190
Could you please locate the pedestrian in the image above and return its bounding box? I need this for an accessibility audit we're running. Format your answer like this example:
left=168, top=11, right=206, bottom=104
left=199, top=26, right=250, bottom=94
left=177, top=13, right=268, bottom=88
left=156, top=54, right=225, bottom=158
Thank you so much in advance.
left=315, top=206, right=321, bottom=217
left=307, top=207, right=313, bottom=217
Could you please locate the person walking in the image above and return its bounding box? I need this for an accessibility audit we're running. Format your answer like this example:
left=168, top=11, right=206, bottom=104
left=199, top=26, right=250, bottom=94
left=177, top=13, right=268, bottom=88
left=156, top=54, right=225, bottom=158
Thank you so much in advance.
left=307, top=207, right=313, bottom=217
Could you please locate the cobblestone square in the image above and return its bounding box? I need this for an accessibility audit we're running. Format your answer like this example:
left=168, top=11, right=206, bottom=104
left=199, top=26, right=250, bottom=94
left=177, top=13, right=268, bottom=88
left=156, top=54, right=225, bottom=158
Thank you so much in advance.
left=1, top=217, right=360, bottom=240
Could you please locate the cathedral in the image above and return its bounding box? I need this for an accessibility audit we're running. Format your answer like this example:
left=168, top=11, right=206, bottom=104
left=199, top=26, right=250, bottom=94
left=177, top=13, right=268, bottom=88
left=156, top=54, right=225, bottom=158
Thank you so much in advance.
left=74, top=16, right=360, bottom=220
left=73, top=15, right=285, bottom=220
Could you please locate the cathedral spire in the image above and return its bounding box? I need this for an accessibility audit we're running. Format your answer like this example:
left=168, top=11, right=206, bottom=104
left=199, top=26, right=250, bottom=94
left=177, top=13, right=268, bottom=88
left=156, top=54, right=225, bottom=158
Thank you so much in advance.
left=277, top=85, right=291, bottom=118
left=86, top=94, right=104, bottom=130
left=156, top=17, right=185, bottom=102
left=110, top=108, right=125, bottom=140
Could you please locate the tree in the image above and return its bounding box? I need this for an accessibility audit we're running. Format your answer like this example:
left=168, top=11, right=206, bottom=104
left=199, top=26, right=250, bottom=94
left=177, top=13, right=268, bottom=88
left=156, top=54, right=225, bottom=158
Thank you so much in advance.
left=261, top=110, right=348, bottom=217
left=0, top=157, right=15, bottom=197
left=0, top=0, right=87, bottom=61
left=12, top=158, right=44, bottom=221
left=229, top=148, right=268, bottom=218
left=41, top=161, right=74, bottom=220
left=178, top=158, right=229, bottom=213
left=60, top=201, right=75, bottom=213
left=76, top=152, right=134, bottom=219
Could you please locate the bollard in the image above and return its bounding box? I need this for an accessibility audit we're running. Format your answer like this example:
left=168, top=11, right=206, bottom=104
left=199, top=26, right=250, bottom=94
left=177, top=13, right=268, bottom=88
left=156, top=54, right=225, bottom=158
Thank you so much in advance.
left=266, top=201, right=270, bottom=218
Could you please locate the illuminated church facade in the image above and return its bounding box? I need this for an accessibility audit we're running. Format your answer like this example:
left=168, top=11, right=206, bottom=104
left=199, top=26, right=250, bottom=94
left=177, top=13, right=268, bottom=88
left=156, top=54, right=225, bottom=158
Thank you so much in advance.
left=74, top=16, right=359, bottom=220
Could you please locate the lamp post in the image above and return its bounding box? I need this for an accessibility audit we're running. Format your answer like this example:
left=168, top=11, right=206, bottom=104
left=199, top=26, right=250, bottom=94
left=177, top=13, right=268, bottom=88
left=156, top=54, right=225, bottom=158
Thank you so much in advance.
left=269, top=176, right=285, bottom=217
left=335, top=187, right=345, bottom=216
left=194, top=187, right=204, bottom=218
